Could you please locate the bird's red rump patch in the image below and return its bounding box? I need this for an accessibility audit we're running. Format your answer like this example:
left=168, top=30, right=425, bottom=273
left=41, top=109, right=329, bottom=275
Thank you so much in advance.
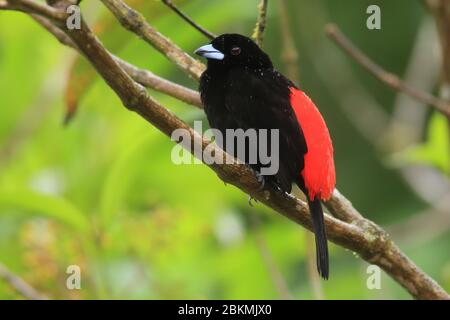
left=289, top=88, right=335, bottom=200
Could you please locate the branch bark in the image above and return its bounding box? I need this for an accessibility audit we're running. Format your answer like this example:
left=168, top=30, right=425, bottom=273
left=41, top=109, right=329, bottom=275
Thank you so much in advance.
left=2, top=0, right=449, bottom=300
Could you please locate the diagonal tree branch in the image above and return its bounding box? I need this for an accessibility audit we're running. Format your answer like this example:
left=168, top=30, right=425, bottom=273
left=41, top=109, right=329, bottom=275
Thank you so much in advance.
left=325, top=23, right=450, bottom=118
left=2, top=0, right=449, bottom=300
left=119, top=59, right=202, bottom=108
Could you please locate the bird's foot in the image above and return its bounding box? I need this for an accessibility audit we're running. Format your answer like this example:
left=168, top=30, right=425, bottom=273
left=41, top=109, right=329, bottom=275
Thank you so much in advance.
left=251, top=169, right=266, bottom=191
left=257, top=175, right=266, bottom=192
left=247, top=170, right=266, bottom=207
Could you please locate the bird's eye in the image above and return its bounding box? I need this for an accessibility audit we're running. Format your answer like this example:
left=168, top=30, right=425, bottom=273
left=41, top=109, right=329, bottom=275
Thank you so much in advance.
left=230, top=46, right=241, bottom=56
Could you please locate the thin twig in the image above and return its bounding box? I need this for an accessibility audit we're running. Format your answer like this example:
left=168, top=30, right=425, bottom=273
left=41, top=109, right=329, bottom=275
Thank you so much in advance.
left=120, top=59, right=202, bottom=108
left=308, top=32, right=390, bottom=145
left=325, top=23, right=450, bottom=118
left=252, top=0, right=269, bottom=47
left=161, top=0, right=216, bottom=40
left=0, top=262, right=48, bottom=300
left=384, top=17, right=440, bottom=150
left=4, top=0, right=450, bottom=300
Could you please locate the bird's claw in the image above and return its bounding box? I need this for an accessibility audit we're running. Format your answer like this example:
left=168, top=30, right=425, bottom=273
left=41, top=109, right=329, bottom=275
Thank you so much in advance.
left=256, top=173, right=265, bottom=192
left=247, top=170, right=265, bottom=207
left=250, top=169, right=266, bottom=191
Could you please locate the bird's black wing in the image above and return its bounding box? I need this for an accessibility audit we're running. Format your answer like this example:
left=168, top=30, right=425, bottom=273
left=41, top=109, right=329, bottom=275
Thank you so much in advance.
left=224, top=67, right=307, bottom=192
left=200, top=70, right=242, bottom=149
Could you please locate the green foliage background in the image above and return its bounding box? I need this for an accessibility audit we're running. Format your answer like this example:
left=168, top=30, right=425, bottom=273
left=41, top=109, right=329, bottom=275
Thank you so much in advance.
left=0, top=0, right=449, bottom=299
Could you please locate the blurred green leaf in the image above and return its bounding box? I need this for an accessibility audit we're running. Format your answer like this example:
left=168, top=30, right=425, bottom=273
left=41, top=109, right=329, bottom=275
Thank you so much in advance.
left=392, top=113, right=450, bottom=174
left=0, top=189, right=90, bottom=234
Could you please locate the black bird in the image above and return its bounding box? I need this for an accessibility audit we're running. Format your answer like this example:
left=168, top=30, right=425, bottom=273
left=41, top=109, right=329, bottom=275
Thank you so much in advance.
left=195, top=34, right=335, bottom=279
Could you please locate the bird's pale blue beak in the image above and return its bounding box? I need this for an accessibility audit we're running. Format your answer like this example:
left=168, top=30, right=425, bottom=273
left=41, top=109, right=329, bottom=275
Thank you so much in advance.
left=194, top=44, right=224, bottom=60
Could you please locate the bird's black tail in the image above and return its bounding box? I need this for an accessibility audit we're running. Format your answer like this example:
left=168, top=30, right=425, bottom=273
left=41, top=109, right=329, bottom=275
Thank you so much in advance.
left=307, top=198, right=329, bottom=279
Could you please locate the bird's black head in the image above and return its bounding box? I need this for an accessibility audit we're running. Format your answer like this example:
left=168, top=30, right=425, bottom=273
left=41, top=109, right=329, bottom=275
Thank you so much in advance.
left=195, top=34, right=273, bottom=70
